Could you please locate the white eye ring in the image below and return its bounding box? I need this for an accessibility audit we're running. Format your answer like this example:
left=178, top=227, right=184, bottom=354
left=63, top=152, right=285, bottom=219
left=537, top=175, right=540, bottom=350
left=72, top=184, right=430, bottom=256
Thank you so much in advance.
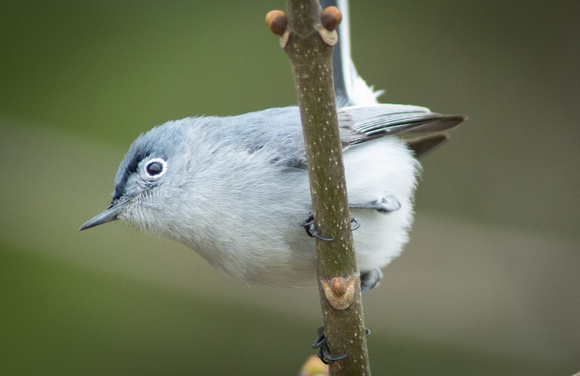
left=144, top=158, right=167, bottom=178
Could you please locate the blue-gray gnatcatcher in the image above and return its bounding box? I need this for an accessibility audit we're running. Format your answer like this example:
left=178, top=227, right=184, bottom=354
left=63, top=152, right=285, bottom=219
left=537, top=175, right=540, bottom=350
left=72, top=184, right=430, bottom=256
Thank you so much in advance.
left=80, top=0, right=465, bottom=291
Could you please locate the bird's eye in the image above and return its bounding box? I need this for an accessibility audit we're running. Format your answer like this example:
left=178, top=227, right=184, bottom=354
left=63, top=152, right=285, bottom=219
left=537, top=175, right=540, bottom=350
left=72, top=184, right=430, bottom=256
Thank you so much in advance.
left=144, top=158, right=167, bottom=177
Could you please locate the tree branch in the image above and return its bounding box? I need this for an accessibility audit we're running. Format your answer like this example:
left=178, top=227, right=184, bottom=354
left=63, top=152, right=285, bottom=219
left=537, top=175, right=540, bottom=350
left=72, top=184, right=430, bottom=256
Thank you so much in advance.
left=267, top=2, right=370, bottom=374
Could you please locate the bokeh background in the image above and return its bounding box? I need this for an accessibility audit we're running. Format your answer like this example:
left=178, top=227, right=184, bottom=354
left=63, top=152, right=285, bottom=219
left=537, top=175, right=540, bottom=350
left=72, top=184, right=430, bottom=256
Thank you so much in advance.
left=1, top=0, right=579, bottom=375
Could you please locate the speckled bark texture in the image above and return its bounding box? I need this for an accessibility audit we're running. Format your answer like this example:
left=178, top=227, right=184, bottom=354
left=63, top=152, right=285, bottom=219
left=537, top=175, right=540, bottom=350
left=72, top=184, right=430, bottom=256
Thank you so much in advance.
left=282, top=1, right=370, bottom=374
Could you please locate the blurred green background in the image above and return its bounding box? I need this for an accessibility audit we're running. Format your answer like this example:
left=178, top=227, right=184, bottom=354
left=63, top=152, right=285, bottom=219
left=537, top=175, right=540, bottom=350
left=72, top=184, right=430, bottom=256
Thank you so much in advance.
left=1, top=0, right=579, bottom=375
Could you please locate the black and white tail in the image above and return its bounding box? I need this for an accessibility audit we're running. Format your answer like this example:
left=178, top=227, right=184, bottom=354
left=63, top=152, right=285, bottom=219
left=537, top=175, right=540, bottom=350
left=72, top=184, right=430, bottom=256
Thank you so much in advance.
left=321, top=0, right=466, bottom=156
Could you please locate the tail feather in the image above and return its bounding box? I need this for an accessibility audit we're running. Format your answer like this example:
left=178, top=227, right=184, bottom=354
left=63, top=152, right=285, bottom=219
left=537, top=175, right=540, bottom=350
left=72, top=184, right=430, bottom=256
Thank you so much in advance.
left=320, top=0, right=466, bottom=149
left=322, top=0, right=380, bottom=106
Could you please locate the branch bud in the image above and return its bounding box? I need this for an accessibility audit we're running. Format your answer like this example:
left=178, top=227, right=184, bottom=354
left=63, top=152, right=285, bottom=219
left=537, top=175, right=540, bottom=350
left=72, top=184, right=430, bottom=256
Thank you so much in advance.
left=321, top=276, right=356, bottom=310
left=321, top=6, right=342, bottom=31
left=265, top=10, right=287, bottom=36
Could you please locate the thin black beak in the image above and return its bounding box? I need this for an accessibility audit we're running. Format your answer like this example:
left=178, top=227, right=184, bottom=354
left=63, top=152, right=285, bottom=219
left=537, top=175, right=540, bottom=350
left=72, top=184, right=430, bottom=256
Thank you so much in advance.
left=79, top=199, right=131, bottom=231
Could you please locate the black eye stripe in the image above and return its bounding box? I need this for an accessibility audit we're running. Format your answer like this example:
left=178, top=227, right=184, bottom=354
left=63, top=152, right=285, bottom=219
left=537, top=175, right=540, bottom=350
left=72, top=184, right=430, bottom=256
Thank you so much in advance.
left=113, top=150, right=151, bottom=201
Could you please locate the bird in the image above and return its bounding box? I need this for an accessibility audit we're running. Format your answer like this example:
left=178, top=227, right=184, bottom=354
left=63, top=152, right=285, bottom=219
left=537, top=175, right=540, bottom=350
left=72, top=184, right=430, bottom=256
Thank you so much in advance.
left=80, top=0, right=465, bottom=294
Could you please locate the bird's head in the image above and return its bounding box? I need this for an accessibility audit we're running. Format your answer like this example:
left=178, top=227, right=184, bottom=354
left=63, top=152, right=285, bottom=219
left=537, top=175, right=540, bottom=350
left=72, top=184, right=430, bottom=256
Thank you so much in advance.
left=80, top=120, right=190, bottom=233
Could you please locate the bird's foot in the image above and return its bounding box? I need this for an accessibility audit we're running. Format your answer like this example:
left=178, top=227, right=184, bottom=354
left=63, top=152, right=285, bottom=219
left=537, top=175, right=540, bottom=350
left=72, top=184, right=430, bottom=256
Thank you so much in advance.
left=360, top=268, right=383, bottom=295
left=300, top=214, right=360, bottom=241
left=312, top=326, right=370, bottom=364
left=312, top=326, right=347, bottom=364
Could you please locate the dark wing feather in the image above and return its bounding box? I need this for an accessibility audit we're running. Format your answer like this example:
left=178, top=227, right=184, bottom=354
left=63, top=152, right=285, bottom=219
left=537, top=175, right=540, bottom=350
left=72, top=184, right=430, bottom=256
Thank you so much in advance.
left=405, top=133, right=449, bottom=158
left=338, top=105, right=466, bottom=151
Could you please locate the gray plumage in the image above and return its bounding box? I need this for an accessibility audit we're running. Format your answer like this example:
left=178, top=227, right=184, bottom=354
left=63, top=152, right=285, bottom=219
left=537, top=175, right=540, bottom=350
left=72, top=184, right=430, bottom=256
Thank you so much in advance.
left=81, top=105, right=463, bottom=286
left=80, top=0, right=466, bottom=288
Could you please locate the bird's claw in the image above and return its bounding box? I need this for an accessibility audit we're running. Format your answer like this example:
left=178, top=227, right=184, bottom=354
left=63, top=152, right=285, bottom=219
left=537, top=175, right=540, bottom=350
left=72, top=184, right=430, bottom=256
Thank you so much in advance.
left=312, top=326, right=370, bottom=364
left=301, top=214, right=360, bottom=242
left=301, top=215, right=333, bottom=241
left=312, top=326, right=347, bottom=364
left=350, top=216, right=361, bottom=231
